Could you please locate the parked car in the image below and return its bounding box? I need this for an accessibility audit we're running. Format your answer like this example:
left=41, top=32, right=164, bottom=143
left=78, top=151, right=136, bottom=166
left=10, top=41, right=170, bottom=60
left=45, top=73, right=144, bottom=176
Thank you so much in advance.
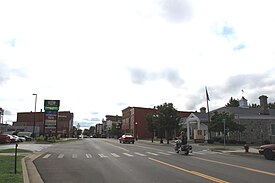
left=18, top=135, right=32, bottom=141
left=259, top=144, right=275, bottom=160
left=0, top=134, right=11, bottom=143
left=13, top=135, right=26, bottom=142
left=119, top=134, right=135, bottom=144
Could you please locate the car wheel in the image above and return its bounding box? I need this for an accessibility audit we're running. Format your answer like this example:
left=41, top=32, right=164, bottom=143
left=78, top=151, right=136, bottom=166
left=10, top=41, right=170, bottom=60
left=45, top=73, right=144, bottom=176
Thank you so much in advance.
left=264, top=149, right=274, bottom=160
left=184, top=150, right=189, bottom=155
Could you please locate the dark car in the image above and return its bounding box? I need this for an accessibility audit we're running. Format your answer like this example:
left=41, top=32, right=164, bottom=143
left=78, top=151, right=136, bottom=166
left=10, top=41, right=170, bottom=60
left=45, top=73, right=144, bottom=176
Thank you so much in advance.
left=119, top=134, right=135, bottom=144
left=259, top=144, right=275, bottom=160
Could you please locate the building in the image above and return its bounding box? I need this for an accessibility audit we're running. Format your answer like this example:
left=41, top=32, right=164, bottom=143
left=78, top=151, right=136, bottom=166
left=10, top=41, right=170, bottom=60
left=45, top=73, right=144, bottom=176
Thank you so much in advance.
left=186, top=95, right=275, bottom=144
left=121, top=106, right=192, bottom=139
left=14, top=111, right=74, bottom=137
left=102, top=115, right=122, bottom=138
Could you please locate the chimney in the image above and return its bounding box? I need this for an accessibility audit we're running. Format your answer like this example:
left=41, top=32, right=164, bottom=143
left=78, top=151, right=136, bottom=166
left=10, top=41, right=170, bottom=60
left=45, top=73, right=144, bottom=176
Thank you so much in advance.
left=259, top=95, right=269, bottom=115
left=200, top=107, right=206, bottom=113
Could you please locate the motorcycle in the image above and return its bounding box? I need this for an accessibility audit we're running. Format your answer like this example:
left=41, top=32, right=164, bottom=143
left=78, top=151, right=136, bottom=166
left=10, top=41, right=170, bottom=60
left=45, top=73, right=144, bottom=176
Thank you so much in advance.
left=174, top=139, right=192, bottom=155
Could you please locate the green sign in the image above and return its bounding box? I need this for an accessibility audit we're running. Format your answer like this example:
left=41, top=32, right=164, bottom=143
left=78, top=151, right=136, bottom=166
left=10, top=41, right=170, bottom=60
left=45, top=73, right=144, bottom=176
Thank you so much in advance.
left=44, top=106, right=59, bottom=111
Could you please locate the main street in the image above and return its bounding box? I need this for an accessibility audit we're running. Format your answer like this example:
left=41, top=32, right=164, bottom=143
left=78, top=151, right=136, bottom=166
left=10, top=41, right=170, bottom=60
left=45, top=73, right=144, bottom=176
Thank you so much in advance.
left=34, top=139, right=275, bottom=183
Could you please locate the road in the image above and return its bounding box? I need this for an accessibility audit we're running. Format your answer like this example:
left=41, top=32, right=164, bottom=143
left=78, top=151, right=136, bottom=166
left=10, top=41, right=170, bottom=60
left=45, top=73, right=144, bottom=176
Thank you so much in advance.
left=34, top=138, right=275, bottom=183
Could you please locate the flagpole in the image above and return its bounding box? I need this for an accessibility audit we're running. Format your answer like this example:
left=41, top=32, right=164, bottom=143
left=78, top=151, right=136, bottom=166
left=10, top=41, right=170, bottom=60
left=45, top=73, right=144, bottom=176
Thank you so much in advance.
left=205, top=87, right=211, bottom=139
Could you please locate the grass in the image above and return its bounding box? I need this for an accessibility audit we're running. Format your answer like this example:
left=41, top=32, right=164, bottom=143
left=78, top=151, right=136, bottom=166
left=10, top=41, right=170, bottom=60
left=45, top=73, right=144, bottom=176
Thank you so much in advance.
left=0, top=149, right=33, bottom=153
left=0, top=155, right=24, bottom=183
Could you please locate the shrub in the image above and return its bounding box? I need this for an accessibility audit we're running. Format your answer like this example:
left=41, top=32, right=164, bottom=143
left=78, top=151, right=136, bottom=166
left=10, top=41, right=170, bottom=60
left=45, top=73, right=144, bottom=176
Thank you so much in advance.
left=48, top=136, right=56, bottom=143
left=36, top=135, right=44, bottom=141
left=263, top=140, right=270, bottom=144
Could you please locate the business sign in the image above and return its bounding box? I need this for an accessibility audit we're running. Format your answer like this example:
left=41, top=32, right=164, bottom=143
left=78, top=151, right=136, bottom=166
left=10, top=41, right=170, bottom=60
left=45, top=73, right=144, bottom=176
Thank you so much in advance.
left=44, top=100, right=60, bottom=107
left=44, top=100, right=60, bottom=130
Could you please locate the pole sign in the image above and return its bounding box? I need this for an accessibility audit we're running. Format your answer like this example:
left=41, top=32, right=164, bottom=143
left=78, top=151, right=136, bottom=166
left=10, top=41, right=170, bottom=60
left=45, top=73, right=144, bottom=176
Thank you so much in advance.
left=44, top=100, right=60, bottom=133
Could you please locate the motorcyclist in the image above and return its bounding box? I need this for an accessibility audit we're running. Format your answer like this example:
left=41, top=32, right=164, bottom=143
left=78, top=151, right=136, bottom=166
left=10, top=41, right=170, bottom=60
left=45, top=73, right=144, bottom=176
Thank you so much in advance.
left=176, top=130, right=187, bottom=152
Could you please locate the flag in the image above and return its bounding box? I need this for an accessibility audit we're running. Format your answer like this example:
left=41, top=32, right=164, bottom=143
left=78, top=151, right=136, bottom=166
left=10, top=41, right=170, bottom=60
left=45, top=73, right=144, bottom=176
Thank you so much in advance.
left=205, top=87, right=210, bottom=101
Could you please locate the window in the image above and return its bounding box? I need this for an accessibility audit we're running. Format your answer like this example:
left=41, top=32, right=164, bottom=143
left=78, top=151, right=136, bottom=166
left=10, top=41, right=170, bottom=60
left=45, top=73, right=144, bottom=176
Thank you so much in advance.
left=271, top=124, right=275, bottom=135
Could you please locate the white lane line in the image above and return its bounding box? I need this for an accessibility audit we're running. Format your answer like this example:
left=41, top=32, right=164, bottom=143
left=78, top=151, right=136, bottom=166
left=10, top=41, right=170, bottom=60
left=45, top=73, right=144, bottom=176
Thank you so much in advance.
left=157, top=152, right=171, bottom=155
left=134, top=152, right=147, bottom=156
left=57, top=154, right=64, bottom=158
left=72, top=154, right=78, bottom=158
left=42, top=154, right=51, bottom=159
left=167, top=151, right=175, bottom=154
left=98, top=154, right=108, bottom=158
left=123, top=153, right=134, bottom=157
left=147, top=152, right=159, bottom=156
left=86, top=154, right=92, bottom=158
left=111, top=153, right=120, bottom=157
left=192, top=151, right=205, bottom=155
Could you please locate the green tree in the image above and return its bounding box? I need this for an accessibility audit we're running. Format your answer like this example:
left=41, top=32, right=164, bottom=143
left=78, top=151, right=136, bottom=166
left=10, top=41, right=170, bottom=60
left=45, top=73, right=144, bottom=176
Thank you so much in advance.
left=146, top=113, right=158, bottom=143
left=225, top=97, right=239, bottom=107
left=268, top=102, right=275, bottom=109
left=154, top=103, right=181, bottom=144
left=249, top=103, right=259, bottom=108
left=83, top=129, right=90, bottom=136
left=209, top=111, right=245, bottom=136
left=109, top=123, right=122, bottom=138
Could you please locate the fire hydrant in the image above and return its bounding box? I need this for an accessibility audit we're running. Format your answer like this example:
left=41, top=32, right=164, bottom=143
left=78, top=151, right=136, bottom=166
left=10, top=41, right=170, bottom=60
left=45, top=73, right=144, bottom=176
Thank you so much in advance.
left=244, top=144, right=249, bottom=153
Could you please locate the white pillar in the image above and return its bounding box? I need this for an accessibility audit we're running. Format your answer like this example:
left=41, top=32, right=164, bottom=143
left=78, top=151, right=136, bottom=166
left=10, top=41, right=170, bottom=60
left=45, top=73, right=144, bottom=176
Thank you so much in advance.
left=187, top=120, right=190, bottom=140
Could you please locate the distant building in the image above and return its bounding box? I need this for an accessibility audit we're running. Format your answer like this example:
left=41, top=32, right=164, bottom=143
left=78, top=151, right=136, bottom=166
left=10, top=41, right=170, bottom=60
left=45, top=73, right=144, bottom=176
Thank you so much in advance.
left=121, top=106, right=192, bottom=139
left=102, top=115, right=122, bottom=138
left=14, top=111, right=74, bottom=137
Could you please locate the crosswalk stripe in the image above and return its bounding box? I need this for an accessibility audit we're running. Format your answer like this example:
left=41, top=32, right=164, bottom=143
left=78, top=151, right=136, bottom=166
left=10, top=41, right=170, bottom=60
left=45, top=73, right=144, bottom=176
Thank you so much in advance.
left=167, top=151, right=175, bottom=154
left=98, top=154, right=108, bottom=158
left=157, top=152, right=171, bottom=155
left=134, top=152, right=146, bottom=156
left=111, top=153, right=120, bottom=157
left=43, top=154, right=51, bottom=159
left=147, top=152, right=159, bottom=156
left=72, top=154, right=77, bottom=158
left=86, top=154, right=92, bottom=158
left=123, top=153, right=133, bottom=157
left=57, top=154, right=64, bottom=158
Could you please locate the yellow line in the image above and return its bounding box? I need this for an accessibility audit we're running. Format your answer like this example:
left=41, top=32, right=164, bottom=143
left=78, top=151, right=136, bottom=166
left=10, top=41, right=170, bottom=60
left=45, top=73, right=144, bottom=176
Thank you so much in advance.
left=192, top=157, right=275, bottom=177
left=149, top=158, right=229, bottom=183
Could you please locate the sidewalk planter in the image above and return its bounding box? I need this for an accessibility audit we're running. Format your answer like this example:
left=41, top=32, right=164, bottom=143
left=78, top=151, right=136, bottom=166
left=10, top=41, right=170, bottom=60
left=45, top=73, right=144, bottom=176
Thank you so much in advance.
left=244, top=144, right=249, bottom=152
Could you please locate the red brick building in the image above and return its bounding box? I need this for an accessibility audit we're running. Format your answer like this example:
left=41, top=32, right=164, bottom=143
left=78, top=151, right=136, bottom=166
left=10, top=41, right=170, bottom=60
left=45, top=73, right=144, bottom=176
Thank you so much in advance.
left=14, top=111, right=74, bottom=137
left=121, top=107, right=192, bottom=139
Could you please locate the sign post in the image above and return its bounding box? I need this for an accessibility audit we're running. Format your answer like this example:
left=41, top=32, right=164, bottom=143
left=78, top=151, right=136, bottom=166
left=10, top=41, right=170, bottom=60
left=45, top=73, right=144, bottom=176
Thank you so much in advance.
left=44, top=100, right=60, bottom=138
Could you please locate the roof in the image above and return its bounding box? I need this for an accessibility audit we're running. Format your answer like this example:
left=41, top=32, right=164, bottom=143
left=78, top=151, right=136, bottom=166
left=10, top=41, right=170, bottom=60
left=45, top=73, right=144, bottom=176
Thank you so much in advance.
left=211, top=107, right=275, bottom=119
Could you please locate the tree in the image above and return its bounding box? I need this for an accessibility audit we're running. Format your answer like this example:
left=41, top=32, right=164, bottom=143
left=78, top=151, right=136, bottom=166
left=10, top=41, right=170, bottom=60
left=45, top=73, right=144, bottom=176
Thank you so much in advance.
left=146, top=113, right=158, bottom=143
left=209, top=111, right=245, bottom=140
left=109, top=123, right=122, bottom=138
left=154, top=103, right=181, bottom=144
left=268, top=102, right=275, bottom=109
left=249, top=103, right=259, bottom=108
left=225, top=97, right=239, bottom=107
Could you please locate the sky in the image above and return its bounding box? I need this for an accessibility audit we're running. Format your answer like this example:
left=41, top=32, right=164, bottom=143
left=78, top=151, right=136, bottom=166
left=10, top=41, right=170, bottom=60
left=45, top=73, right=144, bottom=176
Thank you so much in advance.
left=1, top=0, right=275, bottom=129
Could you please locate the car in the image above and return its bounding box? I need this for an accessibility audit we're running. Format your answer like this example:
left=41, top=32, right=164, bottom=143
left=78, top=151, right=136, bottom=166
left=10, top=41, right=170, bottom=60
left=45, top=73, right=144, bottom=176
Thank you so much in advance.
left=18, top=135, right=33, bottom=141
left=13, top=135, right=26, bottom=142
left=0, top=134, right=11, bottom=143
left=259, top=144, right=275, bottom=160
left=119, top=134, right=135, bottom=144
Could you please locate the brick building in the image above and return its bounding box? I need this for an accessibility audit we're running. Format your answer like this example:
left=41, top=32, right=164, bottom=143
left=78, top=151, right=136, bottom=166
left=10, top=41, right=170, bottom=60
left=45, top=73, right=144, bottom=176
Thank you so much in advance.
left=121, top=106, right=192, bottom=139
left=14, top=111, right=74, bottom=137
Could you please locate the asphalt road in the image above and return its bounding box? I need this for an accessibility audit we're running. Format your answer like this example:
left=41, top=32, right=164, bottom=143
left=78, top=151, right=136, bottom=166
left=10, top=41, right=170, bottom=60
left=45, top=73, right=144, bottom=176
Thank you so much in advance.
left=34, top=139, right=275, bottom=183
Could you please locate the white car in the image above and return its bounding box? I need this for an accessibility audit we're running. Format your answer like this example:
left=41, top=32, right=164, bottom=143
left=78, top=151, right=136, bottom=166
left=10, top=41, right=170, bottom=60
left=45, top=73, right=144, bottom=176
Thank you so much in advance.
left=13, top=135, right=26, bottom=142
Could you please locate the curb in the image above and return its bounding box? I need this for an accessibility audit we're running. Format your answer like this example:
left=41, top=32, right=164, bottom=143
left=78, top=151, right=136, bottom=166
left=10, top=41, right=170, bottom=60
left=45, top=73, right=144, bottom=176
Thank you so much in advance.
left=22, top=152, right=44, bottom=183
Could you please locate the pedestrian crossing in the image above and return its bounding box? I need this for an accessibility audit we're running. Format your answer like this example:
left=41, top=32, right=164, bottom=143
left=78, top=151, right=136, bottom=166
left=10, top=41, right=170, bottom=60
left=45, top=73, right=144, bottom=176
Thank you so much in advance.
left=41, top=150, right=221, bottom=159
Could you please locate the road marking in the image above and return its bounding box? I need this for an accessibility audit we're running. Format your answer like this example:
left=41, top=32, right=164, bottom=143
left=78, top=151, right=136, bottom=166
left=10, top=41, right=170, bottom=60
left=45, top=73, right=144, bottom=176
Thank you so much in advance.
left=111, top=153, right=120, bottom=157
left=103, top=141, right=129, bottom=152
left=134, top=145, right=162, bottom=151
left=167, top=151, right=175, bottom=154
left=157, top=152, right=171, bottom=155
left=149, top=158, right=228, bottom=183
left=98, top=154, right=108, bottom=158
left=42, top=154, right=51, bottom=159
left=147, top=152, right=159, bottom=156
left=134, top=152, right=147, bottom=156
left=192, top=157, right=275, bottom=177
left=72, top=154, right=77, bottom=158
left=57, top=154, right=64, bottom=158
left=86, top=154, right=92, bottom=158
left=123, top=153, right=133, bottom=157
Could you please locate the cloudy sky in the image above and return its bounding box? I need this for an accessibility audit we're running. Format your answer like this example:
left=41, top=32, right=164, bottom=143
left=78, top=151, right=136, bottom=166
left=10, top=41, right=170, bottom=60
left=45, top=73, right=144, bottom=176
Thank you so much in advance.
left=1, top=0, right=275, bottom=128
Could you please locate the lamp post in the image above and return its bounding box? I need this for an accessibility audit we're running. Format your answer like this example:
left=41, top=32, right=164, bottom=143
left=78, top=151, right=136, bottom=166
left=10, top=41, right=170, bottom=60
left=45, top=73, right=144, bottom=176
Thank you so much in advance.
left=135, top=122, right=138, bottom=141
left=32, top=94, right=37, bottom=138
left=223, top=119, right=225, bottom=149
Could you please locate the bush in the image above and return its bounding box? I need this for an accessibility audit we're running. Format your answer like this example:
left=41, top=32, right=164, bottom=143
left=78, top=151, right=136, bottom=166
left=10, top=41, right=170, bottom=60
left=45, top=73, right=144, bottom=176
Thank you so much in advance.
left=207, top=139, right=214, bottom=144
left=263, top=140, right=270, bottom=144
left=212, top=137, right=222, bottom=142
left=228, top=140, right=237, bottom=144
left=48, top=136, right=56, bottom=143
left=36, top=135, right=44, bottom=141
left=237, top=141, right=246, bottom=144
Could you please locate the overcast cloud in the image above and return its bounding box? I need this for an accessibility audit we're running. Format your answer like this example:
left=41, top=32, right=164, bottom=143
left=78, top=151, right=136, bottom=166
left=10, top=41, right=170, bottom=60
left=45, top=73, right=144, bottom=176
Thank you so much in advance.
left=1, top=0, right=275, bottom=128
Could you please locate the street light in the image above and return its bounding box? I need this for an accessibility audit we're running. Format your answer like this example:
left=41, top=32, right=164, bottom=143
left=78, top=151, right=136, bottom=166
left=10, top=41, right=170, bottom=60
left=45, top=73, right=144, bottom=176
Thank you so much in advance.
left=32, top=94, right=37, bottom=138
left=135, top=122, right=138, bottom=141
